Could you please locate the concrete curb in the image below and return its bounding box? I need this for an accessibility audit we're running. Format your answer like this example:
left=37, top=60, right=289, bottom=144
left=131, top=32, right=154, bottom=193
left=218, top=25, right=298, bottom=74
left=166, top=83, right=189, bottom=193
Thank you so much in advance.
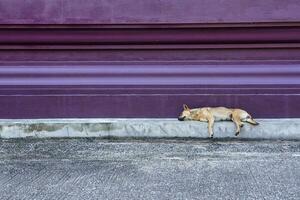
left=0, top=118, right=299, bottom=139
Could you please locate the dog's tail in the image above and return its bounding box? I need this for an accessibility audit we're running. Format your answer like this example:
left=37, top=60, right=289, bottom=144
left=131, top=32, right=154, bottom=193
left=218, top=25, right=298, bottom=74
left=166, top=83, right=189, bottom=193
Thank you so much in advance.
left=245, top=115, right=259, bottom=125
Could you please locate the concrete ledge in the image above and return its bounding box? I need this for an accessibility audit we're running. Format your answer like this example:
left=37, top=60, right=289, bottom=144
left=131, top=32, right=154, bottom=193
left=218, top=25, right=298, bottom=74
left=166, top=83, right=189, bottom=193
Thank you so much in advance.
left=0, top=119, right=299, bottom=139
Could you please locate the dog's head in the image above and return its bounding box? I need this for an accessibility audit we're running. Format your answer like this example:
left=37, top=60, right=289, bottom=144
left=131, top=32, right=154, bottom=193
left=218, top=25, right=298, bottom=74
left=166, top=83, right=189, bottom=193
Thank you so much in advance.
left=178, top=104, right=192, bottom=121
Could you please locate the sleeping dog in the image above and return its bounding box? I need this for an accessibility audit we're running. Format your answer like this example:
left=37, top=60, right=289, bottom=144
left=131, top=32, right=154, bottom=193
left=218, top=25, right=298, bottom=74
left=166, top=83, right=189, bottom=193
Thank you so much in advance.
left=178, top=104, right=259, bottom=138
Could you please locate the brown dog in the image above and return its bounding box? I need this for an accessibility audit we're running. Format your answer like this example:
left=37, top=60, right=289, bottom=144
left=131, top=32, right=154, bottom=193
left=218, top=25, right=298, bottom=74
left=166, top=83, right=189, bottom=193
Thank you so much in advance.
left=178, top=104, right=259, bottom=138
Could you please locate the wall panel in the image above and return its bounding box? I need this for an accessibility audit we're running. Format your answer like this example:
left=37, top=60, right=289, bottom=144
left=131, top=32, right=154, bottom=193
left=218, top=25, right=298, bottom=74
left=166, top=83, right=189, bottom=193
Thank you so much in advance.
left=1, top=0, right=300, bottom=118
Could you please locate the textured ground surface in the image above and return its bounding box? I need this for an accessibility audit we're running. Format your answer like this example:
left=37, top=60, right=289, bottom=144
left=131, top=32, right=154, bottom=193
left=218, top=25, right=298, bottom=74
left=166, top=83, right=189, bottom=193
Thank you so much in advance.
left=0, top=138, right=299, bottom=200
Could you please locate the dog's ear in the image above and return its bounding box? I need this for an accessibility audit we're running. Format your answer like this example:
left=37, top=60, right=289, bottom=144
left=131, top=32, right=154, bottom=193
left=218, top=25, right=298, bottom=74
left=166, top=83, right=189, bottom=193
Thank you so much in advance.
left=183, top=104, right=190, bottom=110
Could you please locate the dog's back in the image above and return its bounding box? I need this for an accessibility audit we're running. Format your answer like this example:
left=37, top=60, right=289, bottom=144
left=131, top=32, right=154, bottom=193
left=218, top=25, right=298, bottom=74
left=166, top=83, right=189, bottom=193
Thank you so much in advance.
left=204, top=107, right=232, bottom=121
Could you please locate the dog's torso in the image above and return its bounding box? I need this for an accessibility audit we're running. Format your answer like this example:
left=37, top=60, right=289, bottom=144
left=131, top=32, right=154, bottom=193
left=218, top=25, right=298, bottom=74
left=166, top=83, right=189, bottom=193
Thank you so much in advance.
left=189, top=107, right=246, bottom=122
left=204, top=107, right=233, bottom=121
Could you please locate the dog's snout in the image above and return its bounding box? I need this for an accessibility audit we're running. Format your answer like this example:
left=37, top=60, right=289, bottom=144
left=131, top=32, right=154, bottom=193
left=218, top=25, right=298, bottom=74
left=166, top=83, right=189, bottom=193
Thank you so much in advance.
left=178, top=117, right=185, bottom=121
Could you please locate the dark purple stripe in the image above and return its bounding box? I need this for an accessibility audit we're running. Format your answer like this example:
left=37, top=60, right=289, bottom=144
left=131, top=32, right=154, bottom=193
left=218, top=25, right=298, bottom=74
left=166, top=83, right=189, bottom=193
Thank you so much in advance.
left=1, top=27, right=300, bottom=45
left=2, top=48, right=300, bottom=62
left=0, top=84, right=299, bottom=94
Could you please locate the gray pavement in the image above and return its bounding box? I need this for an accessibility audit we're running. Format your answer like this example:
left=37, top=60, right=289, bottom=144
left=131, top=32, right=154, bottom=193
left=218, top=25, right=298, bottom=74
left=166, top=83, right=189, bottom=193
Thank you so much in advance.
left=0, top=138, right=299, bottom=200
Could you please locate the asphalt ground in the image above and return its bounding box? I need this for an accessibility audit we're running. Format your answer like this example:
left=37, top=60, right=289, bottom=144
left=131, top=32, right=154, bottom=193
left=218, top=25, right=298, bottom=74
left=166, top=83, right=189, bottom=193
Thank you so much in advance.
left=0, top=138, right=299, bottom=200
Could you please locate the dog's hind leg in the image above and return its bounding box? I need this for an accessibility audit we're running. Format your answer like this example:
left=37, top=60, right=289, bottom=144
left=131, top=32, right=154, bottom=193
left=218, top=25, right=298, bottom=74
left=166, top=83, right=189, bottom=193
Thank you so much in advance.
left=207, top=117, right=215, bottom=138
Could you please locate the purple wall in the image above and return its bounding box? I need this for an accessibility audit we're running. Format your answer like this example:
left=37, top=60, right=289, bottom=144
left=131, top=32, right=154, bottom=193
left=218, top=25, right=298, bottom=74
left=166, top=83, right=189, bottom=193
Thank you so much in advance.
left=1, top=1, right=300, bottom=118
left=1, top=0, right=300, bottom=24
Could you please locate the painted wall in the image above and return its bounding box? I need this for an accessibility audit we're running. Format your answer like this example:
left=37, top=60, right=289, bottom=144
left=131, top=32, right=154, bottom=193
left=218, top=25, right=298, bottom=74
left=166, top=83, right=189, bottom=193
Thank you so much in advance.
left=0, top=1, right=300, bottom=118
left=1, top=0, right=300, bottom=24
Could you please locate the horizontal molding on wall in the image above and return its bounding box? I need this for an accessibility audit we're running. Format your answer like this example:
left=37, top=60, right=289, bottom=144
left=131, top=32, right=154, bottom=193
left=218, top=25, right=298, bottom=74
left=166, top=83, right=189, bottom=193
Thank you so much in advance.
left=2, top=23, right=300, bottom=63
left=1, top=23, right=300, bottom=50
left=1, top=22, right=300, bottom=65
left=0, top=63, right=300, bottom=86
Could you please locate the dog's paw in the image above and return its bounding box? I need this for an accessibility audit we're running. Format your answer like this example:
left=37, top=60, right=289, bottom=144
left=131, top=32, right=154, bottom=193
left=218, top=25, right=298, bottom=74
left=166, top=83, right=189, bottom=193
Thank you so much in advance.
left=235, top=132, right=240, bottom=136
left=210, top=134, right=214, bottom=138
left=240, top=124, right=244, bottom=128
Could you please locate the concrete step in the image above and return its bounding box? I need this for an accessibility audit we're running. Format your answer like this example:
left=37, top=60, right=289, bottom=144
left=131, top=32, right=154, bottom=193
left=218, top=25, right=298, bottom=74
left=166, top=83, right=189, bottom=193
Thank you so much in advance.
left=0, top=118, right=299, bottom=139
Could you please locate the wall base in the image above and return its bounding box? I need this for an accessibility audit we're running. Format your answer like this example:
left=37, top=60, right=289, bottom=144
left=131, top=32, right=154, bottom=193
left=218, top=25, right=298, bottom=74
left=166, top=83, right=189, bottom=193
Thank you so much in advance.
left=0, top=118, right=299, bottom=140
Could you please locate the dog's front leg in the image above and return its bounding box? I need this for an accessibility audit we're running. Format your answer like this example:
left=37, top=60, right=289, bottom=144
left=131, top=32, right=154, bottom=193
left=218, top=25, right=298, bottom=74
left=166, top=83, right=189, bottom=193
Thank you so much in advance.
left=207, top=117, right=215, bottom=138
